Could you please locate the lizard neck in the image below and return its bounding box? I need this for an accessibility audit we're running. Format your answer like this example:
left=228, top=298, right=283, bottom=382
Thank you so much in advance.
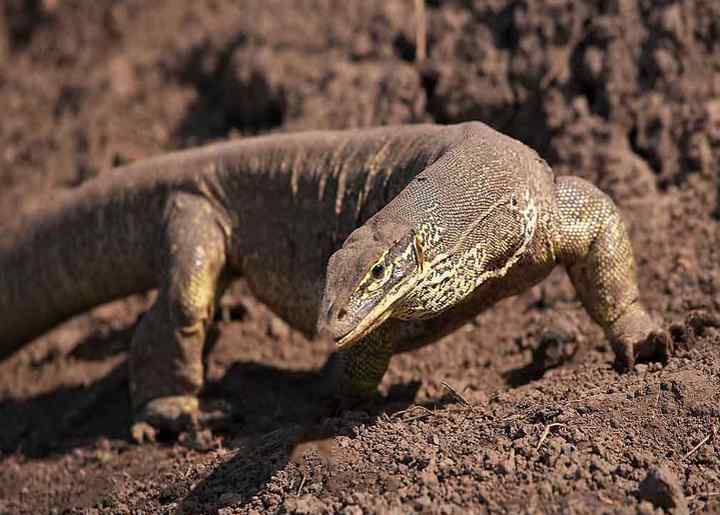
left=207, top=125, right=462, bottom=333
left=365, top=122, right=559, bottom=320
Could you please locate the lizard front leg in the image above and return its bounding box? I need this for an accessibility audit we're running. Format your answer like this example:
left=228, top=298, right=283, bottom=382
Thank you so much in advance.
left=129, top=193, right=228, bottom=438
left=554, top=176, right=671, bottom=370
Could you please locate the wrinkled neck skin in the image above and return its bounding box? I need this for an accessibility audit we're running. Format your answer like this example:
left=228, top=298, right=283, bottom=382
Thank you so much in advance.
left=212, top=124, right=462, bottom=333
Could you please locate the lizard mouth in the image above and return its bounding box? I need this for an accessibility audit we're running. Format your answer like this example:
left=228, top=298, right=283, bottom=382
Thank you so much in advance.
left=334, top=275, right=421, bottom=351
left=334, top=307, right=394, bottom=350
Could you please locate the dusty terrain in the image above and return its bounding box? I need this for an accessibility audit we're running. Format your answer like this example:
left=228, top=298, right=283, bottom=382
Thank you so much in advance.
left=1, top=1, right=719, bottom=513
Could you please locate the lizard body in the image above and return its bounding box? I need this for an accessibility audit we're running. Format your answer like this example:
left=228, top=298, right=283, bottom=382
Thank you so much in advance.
left=0, top=122, right=669, bottom=434
left=0, top=125, right=451, bottom=347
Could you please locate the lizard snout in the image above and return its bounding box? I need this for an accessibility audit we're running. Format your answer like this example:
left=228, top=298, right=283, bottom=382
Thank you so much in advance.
left=317, top=296, right=354, bottom=342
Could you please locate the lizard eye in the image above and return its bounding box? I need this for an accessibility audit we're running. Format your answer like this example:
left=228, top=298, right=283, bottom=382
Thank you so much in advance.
left=371, top=263, right=385, bottom=279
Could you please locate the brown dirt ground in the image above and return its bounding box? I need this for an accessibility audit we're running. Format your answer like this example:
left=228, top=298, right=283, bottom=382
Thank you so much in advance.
left=1, top=1, right=719, bottom=513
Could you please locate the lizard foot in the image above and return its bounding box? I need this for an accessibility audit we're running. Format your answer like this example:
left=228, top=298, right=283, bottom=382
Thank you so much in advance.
left=609, top=308, right=673, bottom=372
left=131, top=395, right=199, bottom=443
left=131, top=395, right=233, bottom=443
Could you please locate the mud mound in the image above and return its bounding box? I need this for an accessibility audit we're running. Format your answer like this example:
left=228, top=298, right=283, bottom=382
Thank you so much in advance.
left=1, top=1, right=719, bottom=513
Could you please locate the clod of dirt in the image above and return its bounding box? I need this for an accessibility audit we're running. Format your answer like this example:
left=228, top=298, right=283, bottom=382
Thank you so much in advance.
left=283, top=494, right=327, bottom=514
left=686, top=311, right=720, bottom=338
left=637, top=465, right=689, bottom=515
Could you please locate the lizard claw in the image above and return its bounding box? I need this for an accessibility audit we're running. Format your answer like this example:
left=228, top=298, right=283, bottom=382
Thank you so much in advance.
left=611, top=327, right=673, bottom=372
left=131, top=395, right=200, bottom=443
left=130, top=396, right=235, bottom=443
left=130, top=420, right=158, bottom=444
left=608, top=307, right=673, bottom=372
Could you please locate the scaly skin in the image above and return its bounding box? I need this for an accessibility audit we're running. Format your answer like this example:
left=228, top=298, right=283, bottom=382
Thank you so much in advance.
left=0, top=122, right=670, bottom=435
left=318, top=124, right=671, bottom=401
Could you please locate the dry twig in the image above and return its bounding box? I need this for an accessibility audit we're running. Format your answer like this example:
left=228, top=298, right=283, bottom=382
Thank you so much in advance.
left=535, top=423, right=566, bottom=451
left=441, top=381, right=471, bottom=407
left=392, top=404, right=436, bottom=422
left=683, top=433, right=712, bottom=461
left=296, top=474, right=307, bottom=496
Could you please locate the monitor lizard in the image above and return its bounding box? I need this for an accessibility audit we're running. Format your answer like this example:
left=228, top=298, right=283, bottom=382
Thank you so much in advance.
left=0, top=122, right=671, bottom=437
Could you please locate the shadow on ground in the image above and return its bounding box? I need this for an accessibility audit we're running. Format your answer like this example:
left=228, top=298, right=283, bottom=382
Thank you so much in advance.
left=176, top=357, right=426, bottom=513
left=1, top=321, right=568, bottom=512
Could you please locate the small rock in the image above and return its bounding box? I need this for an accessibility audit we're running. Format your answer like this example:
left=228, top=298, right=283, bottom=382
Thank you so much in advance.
left=706, top=99, right=720, bottom=143
left=499, top=456, right=515, bottom=474
left=284, top=494, right=325, bottom=514
left=638, top=465, right=688, bottom=515
left=414, top=495, right=433, bottom=509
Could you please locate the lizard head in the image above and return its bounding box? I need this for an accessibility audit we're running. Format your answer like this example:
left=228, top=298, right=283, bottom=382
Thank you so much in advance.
left=318, top=221, right=426, bottom=350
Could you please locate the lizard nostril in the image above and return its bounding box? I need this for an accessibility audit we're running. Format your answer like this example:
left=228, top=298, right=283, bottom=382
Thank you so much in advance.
left=337, top=308, right=347, bottom=321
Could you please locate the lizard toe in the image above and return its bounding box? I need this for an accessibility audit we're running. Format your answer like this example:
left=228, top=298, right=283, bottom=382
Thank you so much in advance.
left=612, top=328, right=673, bottom=373
left=130, top=421, right=157, bottom=445
left=131, top=395, right=200, bottom=442
left=608, top=306, right=671, bottom=373
left=611, top=338, right=635, bottom=372
left=131, top=395, right=237, bottom=444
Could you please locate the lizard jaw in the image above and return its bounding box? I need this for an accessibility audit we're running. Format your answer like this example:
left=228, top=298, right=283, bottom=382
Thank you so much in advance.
left=334, top=277, right=420, bottom=350
left=335, top=307, right=394, bottom=350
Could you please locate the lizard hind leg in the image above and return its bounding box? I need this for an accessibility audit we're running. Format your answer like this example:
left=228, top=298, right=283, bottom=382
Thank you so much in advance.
left=554, top=176, right=672, bottom=370
left=129, top=192, right=228, bottom=439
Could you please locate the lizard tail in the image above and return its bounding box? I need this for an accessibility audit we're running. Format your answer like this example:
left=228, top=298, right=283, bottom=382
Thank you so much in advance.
left=0, top=171, right=166, bottom=360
